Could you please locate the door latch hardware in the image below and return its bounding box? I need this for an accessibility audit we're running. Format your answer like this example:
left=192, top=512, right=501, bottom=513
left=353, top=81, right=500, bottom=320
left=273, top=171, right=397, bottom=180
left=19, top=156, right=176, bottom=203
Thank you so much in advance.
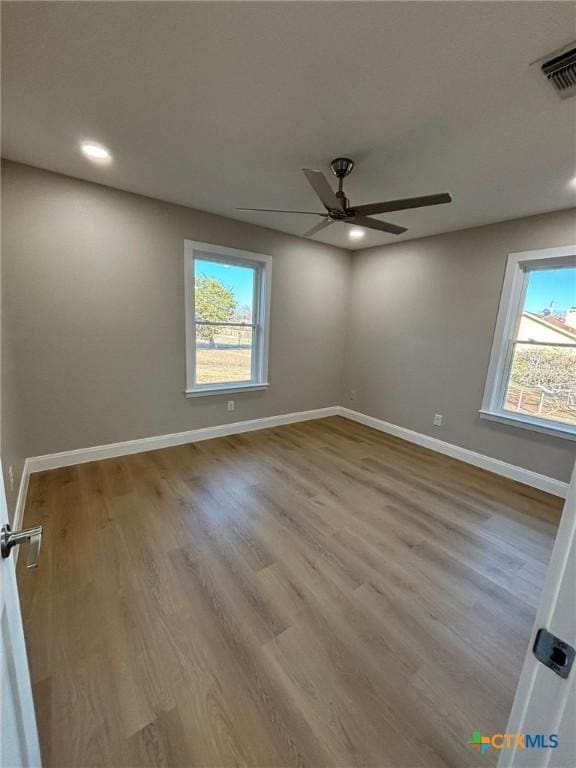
left=533, top=628, right=575, bottom=680
left=1, top=523, right=43, bottom=568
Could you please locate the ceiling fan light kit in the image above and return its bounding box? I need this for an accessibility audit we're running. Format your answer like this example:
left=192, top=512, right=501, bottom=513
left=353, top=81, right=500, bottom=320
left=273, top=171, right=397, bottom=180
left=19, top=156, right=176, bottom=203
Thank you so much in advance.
left=237, top=157, right=452, bottom=239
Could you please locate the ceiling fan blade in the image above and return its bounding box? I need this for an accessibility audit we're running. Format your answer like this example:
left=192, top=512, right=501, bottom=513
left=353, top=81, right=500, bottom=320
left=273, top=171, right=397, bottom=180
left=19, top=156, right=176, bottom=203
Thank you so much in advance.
left=302, top=169, right=342, bottom=211
left=352, top=193, right=452, bottom=217
left=236, top=208, right=324, bottom=215
left=351, top=216, right=407, bottom=235
left=303, top=218, right=333, bottom=238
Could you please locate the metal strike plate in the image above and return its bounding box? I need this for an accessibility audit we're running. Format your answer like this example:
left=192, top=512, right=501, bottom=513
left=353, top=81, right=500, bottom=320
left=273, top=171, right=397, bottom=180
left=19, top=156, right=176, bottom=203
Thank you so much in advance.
left=533, top=628, right=575, bottom=680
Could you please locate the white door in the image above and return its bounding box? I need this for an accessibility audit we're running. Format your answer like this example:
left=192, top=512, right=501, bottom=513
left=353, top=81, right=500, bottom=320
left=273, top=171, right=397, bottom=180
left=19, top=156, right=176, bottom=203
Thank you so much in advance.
left=0, top=462, right=41, bottom=768
left=499, top=462, right=576, bottom=768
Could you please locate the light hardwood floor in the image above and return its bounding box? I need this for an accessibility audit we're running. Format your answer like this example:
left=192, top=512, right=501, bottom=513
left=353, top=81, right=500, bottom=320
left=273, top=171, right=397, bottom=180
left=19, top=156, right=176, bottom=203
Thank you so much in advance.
left=18, top=416, right=562, bottom=768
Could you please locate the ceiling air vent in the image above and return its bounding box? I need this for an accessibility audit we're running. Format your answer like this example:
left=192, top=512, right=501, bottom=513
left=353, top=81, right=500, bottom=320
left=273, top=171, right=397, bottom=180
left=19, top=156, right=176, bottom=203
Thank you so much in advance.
left=541, top=45, right=576, bottom=100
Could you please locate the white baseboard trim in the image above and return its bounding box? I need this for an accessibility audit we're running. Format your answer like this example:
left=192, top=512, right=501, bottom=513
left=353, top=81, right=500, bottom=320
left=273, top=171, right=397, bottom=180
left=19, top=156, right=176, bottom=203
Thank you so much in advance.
left=26, top=406, right=341, bottom=474
left=338, top=407, right=569, bottom=498
left=19, top=404, right=568, bottom=505
left=13, top=459, right=31, bottom=531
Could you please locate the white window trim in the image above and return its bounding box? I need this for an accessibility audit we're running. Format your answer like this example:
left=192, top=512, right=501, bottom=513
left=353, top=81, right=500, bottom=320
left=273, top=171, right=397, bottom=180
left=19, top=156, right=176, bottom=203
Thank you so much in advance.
left=480, top=244, right=576, bottom=441
left=184, top=240, right=272, bottom=397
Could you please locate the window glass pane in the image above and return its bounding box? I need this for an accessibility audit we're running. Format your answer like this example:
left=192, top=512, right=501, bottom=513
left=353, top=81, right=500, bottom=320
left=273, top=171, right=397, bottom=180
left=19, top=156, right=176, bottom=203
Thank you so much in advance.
left=194, top=258, right=255, bottom=324
left=195, top=324, right=253, bottom=384
left=517, top=266, right=576, bottom=342
left=503, top=343, right=576, bottom=426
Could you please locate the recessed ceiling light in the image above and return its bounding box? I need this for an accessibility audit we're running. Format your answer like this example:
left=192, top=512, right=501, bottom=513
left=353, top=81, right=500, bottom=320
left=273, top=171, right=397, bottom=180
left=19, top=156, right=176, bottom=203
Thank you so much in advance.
left=569, top=175, right=576, bottom=189
left=349, top=228, right=365, bottom=240
left=80, top=141, right=111, bottom=162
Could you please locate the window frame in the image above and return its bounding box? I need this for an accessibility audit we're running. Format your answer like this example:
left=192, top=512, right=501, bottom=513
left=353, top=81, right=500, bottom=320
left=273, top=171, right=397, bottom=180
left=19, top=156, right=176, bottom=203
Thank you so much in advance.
left=184, top=240, right=272, bottom=397
left=480, top=244, right=576, bottom=441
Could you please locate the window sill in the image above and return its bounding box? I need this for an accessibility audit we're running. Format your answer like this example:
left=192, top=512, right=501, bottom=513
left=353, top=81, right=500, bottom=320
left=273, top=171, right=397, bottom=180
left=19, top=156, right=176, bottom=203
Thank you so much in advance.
left=479, top=409, right=576, bottom=442
left=185, top=382, right=270, bottom=398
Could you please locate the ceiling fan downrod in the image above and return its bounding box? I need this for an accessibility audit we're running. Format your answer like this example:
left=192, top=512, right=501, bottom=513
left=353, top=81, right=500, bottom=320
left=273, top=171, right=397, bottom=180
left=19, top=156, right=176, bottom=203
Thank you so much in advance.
left=330, top=157, right=354, bottom=211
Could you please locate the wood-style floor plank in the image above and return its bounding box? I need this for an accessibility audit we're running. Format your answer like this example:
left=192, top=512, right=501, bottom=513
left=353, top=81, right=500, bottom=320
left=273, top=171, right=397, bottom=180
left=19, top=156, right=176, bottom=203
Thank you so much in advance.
left=17, top=416, right=562, bottom=767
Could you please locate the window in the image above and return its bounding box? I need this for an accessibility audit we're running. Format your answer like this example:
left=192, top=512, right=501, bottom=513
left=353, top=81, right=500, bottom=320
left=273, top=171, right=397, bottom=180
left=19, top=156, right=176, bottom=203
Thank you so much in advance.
left=184, top=241, right=271, bottom=396
left=481, top=245, right=576, bottom=439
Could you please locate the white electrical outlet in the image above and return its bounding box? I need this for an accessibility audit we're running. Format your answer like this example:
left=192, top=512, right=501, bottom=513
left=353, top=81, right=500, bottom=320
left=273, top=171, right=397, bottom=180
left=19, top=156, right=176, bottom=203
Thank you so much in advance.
left=350, top=389, right=356, bottom=401
left=8, top=465, right=14, bottom=492
left=433, top=414, right=443, bottom=426
left=227, top=400, right=235, bottom=412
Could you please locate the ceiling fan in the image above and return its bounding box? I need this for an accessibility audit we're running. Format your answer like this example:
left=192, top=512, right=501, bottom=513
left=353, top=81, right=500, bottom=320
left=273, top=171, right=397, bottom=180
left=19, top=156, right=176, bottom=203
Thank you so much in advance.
left=237, top=157, right=452, bottom=237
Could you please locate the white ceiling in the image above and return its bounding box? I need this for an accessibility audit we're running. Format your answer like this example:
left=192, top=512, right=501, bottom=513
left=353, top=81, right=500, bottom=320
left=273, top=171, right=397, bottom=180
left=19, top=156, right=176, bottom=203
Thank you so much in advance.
left=2, top=2, right=576, bottom=250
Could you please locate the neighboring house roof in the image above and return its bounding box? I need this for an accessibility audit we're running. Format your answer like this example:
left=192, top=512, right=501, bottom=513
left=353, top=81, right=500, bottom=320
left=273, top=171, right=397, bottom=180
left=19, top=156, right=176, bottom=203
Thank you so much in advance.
left=522, top=312, right=576, bottom=342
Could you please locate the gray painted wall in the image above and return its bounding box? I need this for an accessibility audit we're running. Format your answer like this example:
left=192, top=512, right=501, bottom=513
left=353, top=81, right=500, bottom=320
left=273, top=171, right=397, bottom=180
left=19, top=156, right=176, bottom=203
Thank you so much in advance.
left=344, top=210, right=576, bottom=483
left=1, top=161, right=351, bottom=512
